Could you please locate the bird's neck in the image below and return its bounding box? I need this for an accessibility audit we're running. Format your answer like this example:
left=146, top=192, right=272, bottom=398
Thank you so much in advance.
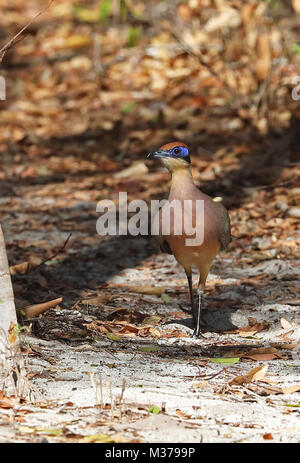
left=169, top=166, right=195, bottom=196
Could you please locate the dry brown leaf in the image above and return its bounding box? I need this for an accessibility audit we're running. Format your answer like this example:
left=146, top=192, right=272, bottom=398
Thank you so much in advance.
left=241, top=4, right=257, bottom=26
left=0, top=391, right=19, bottom=409
left=7, top=322, right=17, bottom=345
left=9, top=261, right=32, bottom=275
left=277, top=329, right=295, bottom=340
left=65, top=35, right=93, bottom=49
left=175, top=409, right=191, bottom=418
left=25, top=297, right=63, bottom=318
left=247, top=384, right=283, bottom=395
left=281, top=385, right=300, bottom=394
left=273, top=342, right=300, bottom=350
left=193, top=381, right=209, bottom=389
left=292, top=0, right=300, bottom=14
left=113, top=162, right=148, bottom=179
left=243, top=353, right=278, bottom=361
left=248, top=347, right=278, bottom=355
left=230, top=364, right=270, bottom=386
left=238, top=330, right=258, bottom=337
left=280, top=318, right=294, bottom=330
left=247, top=364, right=269, bottom=381
left=128, top=286, right=166, bottom=296
left=255, top=34, right=271, bottom=81
left=229, top=374, right=250, bottom=386
left=231, top=319, right=269, bottom=336
left=81, top=295, right=113, bottom=305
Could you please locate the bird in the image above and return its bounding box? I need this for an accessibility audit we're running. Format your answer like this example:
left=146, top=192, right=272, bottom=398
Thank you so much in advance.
left=147, top=141, right=231, bottom=337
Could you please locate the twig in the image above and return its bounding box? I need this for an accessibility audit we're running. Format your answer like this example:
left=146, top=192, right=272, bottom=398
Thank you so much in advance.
left=32, top=232, right=72, bottom=272
left=0, top=0, right=54, bottom=63
left=99, top=373, right=103, bottom=409
left=109, top=373, right=114, bottom=420
left=119, top=378, right=126, bottom=421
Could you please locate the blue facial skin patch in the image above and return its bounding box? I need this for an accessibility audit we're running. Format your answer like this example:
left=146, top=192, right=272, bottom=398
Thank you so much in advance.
left=169, top=146, right=190, bottom=163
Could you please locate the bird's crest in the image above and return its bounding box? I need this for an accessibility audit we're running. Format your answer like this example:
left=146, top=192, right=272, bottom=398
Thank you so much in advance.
left=159, top=141, right=188, bottom=151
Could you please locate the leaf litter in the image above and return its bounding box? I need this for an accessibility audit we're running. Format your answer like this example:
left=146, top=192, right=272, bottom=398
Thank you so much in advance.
left=0, top=0, right=300, bottom=444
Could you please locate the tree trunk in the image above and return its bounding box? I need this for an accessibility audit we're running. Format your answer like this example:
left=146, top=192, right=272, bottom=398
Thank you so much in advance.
left=0, top=224, right=25, bottom=397
left=0, top=224, right=17, bottom=334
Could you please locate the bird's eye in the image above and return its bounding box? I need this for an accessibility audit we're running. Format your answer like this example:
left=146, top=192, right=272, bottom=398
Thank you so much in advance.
left=173, top=148, right=181, bottom=155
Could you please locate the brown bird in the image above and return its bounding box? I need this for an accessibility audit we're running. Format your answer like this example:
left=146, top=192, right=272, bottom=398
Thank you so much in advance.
left=147, top=141, right=231, bottom=337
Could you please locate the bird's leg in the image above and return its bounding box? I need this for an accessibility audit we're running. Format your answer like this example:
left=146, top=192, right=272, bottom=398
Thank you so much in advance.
left=184, top=269, right=195, bottom=317
left=193, top=288, right=204, bottom=337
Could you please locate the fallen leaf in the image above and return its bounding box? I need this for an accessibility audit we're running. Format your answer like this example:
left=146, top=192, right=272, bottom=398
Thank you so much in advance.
left=229, top=364, right=269, bottom=386
left=81, top=433, right=115, bottom=443
left=193, top=381, right=209, bottom=389
left=281, top=385, right=300, bottom=394
left=210, top=357, right=240, bottom=365
left=292, top=0, right=300, bottom=14
left=106, top=333, right=121, bottom=342
left=238, top=330, right=258, bottom=337
left=272, top=342, right=300, bottom=350
left=65, top=35, right=93, bottom=49
left=113, top=162, right=148, bottom=179
left=128, top=286, right=166, bottom=296
left=161, top=293, right=172, bottom=303
left=0, top=391, right=19, bottom=409
left=149, top=405, right=161, bottom=414
left=81, top=295, right=113, bottom=305
left=243, top=353, right=279, bottom=361
left=247, top=364, right=269, bottom=381
left=8, top=322, right=17, bottom=345
left=9, top=261, right=32, bottom=275
left=137, top=346, right=160, bottom=353
left=280, top=318, right=294, bottom=330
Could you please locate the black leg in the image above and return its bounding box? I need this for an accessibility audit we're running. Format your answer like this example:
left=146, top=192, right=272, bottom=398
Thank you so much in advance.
left=185, top=270, right=197, bottom=326
left=193, top=289, right=203, bottom=337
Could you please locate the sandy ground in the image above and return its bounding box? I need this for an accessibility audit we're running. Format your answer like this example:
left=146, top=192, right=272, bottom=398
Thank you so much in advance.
left=1, top=238, right=299, bottom=443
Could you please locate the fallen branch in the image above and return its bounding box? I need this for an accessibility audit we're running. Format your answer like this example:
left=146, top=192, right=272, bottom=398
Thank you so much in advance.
left=0, top=0, right=54, bottom=63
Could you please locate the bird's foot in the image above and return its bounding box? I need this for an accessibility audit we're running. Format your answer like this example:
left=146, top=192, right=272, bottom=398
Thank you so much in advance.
left=192, top=327, right=206, bottom=339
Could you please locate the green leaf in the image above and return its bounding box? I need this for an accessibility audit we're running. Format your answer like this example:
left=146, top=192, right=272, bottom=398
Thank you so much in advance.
left=210, top=357, right=240, bottom=365
left=98, top=0, right=111, bottom=23
left=127, top=26, right=140, bottom=47
left=35, top=427, right=62, bottom=436
left=83, top=433, right=115, bottom=443
left=149, top=405, right=161, bottom=414
left=106, top=333, right=121, bottom=342
left=121, top=101, right=136, bottom=114
left=291, top=43, right=300, bottom=54
left=161, top=293, right=172, bottom=303
left=137, top=346, right=159, bottom=353
left=73, top=5, right=99, bottom=23
left=141, top=315, right=162, bottom=325
left=105, top=363, right=116, bottom=368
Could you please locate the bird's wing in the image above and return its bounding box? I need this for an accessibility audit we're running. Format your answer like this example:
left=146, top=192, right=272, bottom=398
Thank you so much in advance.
left=214, top=201, right=231, bottom=250
left=159, top=239, right=173, bottom=254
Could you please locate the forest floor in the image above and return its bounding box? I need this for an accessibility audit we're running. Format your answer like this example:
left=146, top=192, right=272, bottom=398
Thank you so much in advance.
left=0, top=0, right=300, bottom=443
left=1, top=160, right=300, bottom=442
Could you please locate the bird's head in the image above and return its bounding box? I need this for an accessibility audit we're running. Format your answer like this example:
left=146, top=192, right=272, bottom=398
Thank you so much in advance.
left=147, top=141, right=190, bottom=172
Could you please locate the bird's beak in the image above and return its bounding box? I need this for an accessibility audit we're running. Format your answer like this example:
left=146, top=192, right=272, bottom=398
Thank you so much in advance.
left=147, top=150, right=169, bottom=160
